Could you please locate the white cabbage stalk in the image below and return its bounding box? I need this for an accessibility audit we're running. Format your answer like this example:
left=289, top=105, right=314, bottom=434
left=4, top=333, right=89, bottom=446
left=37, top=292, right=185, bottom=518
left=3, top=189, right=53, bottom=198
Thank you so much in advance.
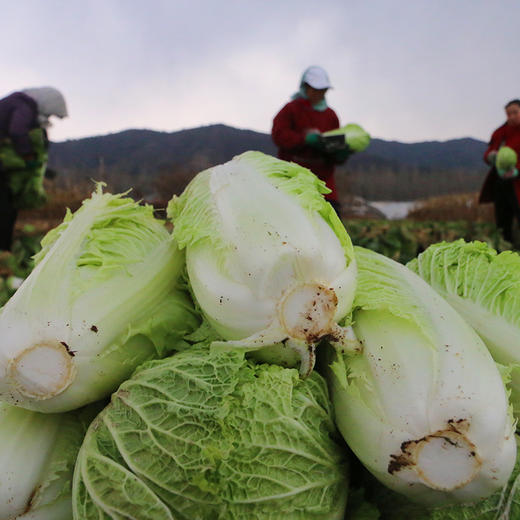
left=0, top=401, right=97, bottom=520
left=327, top=246, right=516, bottom=505
left=0, top=186, right=199, bottom=413
left=168, top=151, right=357, bottom=377
left=408, top=240, right=520, bottom=420
left=365, top=435, right=520, bottom=519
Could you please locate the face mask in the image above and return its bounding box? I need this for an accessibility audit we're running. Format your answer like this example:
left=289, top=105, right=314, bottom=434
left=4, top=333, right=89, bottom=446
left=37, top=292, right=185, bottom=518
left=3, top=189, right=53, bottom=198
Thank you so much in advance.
left=38, top=115, right=52, bottom=128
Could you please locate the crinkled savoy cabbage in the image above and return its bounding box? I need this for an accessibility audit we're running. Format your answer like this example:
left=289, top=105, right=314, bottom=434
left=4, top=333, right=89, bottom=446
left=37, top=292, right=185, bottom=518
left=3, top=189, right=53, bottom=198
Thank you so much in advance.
left=73, top=348, right=349, bottom=519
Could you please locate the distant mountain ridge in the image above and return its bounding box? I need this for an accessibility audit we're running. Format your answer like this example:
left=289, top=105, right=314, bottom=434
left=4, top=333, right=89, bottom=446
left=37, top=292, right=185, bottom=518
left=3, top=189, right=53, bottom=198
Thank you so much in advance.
left=362, top=137, right=486, bottom=169
left=48, top=124, right=489, bottom=201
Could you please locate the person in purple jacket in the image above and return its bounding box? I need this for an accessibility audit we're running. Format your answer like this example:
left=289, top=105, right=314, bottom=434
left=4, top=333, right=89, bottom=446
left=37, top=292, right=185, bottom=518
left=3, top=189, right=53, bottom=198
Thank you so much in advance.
left=0, top=87, right=68, bottom=251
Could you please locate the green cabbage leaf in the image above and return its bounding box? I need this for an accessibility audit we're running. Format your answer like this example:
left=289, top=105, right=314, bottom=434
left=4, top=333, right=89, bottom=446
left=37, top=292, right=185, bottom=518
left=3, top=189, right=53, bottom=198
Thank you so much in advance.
left=73, top=347, right=349, bottom=519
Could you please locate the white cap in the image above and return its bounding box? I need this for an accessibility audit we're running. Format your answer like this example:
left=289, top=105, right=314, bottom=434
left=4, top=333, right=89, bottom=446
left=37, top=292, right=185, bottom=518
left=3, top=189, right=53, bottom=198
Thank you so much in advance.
left=21, top=87, right=68, bottom=118
left=301, top=66, right=332, bottom=90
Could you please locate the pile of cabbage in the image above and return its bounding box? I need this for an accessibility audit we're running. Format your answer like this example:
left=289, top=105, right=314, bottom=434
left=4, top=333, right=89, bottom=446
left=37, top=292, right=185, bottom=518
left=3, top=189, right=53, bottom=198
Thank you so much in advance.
left=0, top=151, right=519, bottom=520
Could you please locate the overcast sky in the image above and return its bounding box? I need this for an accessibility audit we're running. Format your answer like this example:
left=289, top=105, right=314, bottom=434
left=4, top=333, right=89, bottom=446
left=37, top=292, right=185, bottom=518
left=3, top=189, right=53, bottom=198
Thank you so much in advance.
left=2, top=0, right=519, bottom=143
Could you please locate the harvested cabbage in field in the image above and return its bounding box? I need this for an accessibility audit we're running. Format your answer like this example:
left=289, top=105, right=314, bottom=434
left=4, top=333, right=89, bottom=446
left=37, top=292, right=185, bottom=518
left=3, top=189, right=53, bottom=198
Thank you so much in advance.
left=0, top=401, right=98, bottom=520
left=496, top=146, right=518, bottom=172
left=73, top=348, right=349, bottom=520
left=408, top=239, right=520, bottom=419
left=323, top=124, right=371, bottom=152
left=168, top=151, right=357, bottom=377
left=0, top=186, right=200, bottom=413
left=326, top=246, right=516, bottom=505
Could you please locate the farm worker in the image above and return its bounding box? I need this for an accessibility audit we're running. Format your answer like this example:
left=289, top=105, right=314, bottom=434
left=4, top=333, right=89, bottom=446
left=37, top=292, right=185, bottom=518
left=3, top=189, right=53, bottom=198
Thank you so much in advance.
left=479, top=99, right=520, bottom=244
left=271, top=66, right=352, bottom=216
left=0, top=87, right=68, bottom=251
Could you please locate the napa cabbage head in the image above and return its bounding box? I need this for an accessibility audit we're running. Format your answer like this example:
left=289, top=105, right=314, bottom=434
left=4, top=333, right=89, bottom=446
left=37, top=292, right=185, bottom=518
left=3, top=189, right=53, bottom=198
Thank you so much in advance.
left=326, top=246, right=516, bottom=506
left=0, top=185, right=200, bottom=413
left=408, top=239, right=520, bottom=420
left=73, top=347, right=349, bottom=520
left=323, top=124, right=371, bottom=153
left=168, top=151, right=357, bottom=377
left=0, top=401, right=99, bottom=520
left=496, top=146, right=518, bottom=172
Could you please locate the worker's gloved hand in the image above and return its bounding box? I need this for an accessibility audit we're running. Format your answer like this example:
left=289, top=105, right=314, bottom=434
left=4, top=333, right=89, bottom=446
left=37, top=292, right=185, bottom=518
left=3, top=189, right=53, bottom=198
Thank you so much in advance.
left=305, top=131, right=324, bottom=149
left=486, top=151, right=497, bottom=166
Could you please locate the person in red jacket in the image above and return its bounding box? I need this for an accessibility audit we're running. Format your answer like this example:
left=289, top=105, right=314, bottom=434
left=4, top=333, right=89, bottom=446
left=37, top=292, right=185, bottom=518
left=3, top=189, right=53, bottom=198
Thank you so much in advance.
left=271, top=66, right=349, bottom=215
left=479, top=99, right=520, bottom=244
